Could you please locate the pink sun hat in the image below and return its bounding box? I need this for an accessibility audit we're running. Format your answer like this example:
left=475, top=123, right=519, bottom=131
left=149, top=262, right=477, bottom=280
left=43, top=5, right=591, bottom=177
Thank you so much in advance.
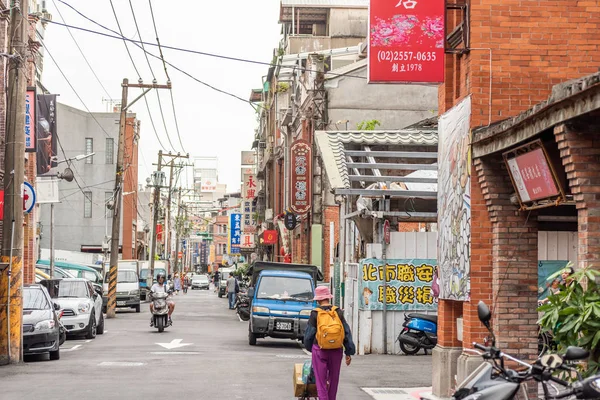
left=313, top=286, right=334, bottom=301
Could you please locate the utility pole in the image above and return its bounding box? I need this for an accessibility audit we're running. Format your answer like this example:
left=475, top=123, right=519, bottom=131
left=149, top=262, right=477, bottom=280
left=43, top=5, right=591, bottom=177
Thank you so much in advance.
left=149, top=153, right=188, bottom=279
left=165, top=160, right=175, bottom=267
left=106, top=79, right=171, bottom=319
left=149, top=151, right=163, bottom=281
left=174, top=188, right=182, bottom=273
left=0, top=0, right=29, bottom=365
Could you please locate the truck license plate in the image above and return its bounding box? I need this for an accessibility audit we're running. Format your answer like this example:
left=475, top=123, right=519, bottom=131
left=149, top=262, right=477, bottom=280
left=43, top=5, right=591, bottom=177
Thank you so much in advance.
left=117, top=301, right=126, bottom=306
left=276, top=322, right=292, bottom=331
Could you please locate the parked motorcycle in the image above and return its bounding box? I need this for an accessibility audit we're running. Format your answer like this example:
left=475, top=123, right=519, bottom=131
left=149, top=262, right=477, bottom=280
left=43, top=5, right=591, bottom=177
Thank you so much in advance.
left=397, top=313, right=437, bottom=355
left=150, top=291, right=171, bottom=333
left=449, top=301, right=600, bottom=400
left=235, top=291, right=250, bottom=322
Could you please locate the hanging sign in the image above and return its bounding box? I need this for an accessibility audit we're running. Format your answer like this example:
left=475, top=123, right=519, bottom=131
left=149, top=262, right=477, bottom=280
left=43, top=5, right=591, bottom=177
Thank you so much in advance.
left=229, top=213, right=241, bottom=254
left=290, top=140, right=311, bottom=215
left=23, top=182, right=36, bottom=214
left=259, top=230, right=278, bottom=245
left=240, top=233, right=256, bottom=249
left=284, top=212, right=298, bottom=230
left=383, top=220, right=391, bottom=245
left=368, top=0, right=445, bottom=83
left=242, top=173, right=258, bottom=233
left=25, top=88, right=36, bottom=152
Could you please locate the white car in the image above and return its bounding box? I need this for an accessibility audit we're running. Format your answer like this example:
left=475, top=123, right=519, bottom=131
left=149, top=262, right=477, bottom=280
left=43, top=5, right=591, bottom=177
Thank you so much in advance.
left=40, top=278, right=104, bottom=339
left=192, top=275, right=210, bottom=290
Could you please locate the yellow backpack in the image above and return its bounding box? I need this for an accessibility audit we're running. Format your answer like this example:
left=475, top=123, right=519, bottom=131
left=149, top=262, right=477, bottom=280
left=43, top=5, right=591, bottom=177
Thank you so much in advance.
left=315, top=306, right=345, bottom=350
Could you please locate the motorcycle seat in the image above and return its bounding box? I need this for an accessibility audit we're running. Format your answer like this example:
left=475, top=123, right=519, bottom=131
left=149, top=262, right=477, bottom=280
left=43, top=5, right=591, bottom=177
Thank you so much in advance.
left=407, top=313, right=438, bottom=324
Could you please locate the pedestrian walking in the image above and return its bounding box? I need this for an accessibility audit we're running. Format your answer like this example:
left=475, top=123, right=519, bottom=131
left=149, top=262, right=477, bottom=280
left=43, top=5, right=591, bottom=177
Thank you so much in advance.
left=173, top=274, right=182, bottom=295
left=226, top=274, right=237, bottom=309
left=303, top=286, right=355, bottom=400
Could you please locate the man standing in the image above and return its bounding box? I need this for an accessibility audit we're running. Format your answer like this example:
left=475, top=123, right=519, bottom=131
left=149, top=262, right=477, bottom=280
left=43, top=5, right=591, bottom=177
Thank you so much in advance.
left=226, top=274, right=237, bottom=309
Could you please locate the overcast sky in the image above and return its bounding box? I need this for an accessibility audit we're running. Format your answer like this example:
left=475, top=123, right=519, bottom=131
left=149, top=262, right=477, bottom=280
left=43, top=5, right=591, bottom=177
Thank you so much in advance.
left=42, top=0, right=281, bottom=191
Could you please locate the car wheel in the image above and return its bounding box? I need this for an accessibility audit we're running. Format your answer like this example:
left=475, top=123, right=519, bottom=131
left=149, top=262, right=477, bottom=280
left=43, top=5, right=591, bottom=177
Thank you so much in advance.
left=249, top=330, right=257, bottom=346
left=49, top=347, right=60, bottom=360
left=97, top=313, right=105, bottom=335
left=85, top=312, right=97, bottom=339
left=135, top=304, right=141, bottom=313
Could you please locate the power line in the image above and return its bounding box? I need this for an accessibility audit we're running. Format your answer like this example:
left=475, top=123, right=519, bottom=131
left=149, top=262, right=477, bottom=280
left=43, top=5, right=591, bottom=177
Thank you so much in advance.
left=38, top=35, right=113, bottom=139
left=51, top=4, right=368, bottom=80
left=51, top=0, right=113, bottom=100
left=148, top=0, right=186, bottom=154
left=105, top=0, right=169, bottom=152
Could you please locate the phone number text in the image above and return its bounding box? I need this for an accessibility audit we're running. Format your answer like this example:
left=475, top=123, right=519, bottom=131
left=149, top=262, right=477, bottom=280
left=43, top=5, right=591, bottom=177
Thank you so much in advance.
left=377, top=50, right=437, bottom=63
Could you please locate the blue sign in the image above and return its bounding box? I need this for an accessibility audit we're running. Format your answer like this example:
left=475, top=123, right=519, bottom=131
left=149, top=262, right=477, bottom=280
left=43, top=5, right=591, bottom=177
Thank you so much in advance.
left=229, top=213, right=241, bottom=254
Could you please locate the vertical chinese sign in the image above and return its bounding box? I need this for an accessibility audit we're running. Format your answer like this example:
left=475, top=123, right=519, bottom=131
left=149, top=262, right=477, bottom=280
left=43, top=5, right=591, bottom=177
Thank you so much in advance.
left=368, top=0, right=445, bottom=83
left=359, top=258, right=437, bottom=311
left=290, top=140, right=311, bottom=215
left=25, top=88, right=36, bottom=152
left=37, top=94, right=58, bottom=176
left=242, top=172, right=258, bottom=234
left=229, top=213, right=241, bottom=254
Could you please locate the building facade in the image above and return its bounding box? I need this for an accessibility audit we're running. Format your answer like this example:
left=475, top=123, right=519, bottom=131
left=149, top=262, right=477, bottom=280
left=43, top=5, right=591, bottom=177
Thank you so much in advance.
left=38, top=103, right=139, bottom=257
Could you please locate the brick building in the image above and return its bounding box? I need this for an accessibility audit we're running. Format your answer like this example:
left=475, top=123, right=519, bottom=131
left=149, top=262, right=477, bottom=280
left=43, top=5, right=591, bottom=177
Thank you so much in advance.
left=432, top=1, right=600, bottom=396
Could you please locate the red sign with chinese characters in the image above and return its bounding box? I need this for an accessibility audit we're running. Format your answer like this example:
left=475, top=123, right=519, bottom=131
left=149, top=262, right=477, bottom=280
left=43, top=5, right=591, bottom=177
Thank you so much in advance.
left=260, top=230, right=278, bottom=245
left=368, top=0, right=445, bottom=83
left=290, top=140, right=311, bottom=215
left=156, top=224, right=163, bottom=242
left=506, top=148, right=560, bottom=203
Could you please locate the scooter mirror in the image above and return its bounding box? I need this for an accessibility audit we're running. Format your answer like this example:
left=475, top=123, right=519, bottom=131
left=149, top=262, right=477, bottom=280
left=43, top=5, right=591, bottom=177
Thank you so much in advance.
left=540, top=354, right=564, bottom=369
left=564, top=346, right=590, bottom=361
left=477, top=301, right=492, bottom=326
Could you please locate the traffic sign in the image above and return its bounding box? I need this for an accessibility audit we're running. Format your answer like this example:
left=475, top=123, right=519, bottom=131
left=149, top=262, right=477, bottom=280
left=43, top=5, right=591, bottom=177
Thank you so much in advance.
left=23, top=182, right=36, bottom=214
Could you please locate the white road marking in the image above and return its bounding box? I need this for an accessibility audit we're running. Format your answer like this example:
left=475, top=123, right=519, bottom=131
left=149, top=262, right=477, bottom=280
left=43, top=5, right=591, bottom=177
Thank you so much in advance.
left=276, top=354, right=310, bottom=359
left=156, top=339, right=192, bottom=350
left=150, top=351, right=200, bottom=355
left=297, top=340, right=312, bottom=356
left=98, top=361, right=145, bottom=367
left=85, top=340, right=92, bottom=343
left=362, top=387, right=432, bottom=400
left=62, top=344, right=82, bottom=352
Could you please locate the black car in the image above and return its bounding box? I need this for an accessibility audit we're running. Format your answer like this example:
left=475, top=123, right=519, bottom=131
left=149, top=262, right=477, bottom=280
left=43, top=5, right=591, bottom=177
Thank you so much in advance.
left=23, top=284, right=63, bottom=360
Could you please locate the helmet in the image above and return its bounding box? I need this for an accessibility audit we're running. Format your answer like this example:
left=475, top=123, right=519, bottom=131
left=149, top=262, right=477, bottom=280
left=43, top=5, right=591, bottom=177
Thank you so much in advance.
left=157, top=273, right=166, bottom=281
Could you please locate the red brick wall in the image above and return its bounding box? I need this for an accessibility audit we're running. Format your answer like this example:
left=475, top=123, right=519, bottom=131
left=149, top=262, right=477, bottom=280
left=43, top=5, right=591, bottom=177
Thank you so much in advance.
left=437, top=300, right=462, bottom=347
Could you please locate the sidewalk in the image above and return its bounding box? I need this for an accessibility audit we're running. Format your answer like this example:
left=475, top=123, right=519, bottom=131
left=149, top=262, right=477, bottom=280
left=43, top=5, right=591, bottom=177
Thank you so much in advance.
left=337, top=353, right=433, bottom=400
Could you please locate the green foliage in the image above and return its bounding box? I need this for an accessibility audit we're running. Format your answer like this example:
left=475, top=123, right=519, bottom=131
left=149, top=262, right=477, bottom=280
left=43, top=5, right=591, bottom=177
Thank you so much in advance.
left=356, top=119, right=381, bottom=130
left=275, top=82, right=290, bottom=93
left=538, top=263, right=600, bottom=377
left=233, top=263, right=250, bottom=278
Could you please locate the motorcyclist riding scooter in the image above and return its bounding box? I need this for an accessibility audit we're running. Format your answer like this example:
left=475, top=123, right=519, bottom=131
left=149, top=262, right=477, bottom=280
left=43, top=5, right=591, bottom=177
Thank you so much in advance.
left=149, top=273, right=175, bottom=328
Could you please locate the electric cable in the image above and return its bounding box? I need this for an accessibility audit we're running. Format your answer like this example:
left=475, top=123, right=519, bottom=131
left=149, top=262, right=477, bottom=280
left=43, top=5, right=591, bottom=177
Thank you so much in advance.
left=50, top=4, right=369, bottom=80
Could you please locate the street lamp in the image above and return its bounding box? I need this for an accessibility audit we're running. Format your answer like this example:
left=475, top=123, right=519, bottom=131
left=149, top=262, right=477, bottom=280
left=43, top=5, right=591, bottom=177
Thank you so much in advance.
left=50, top=152, right=96, bottom=277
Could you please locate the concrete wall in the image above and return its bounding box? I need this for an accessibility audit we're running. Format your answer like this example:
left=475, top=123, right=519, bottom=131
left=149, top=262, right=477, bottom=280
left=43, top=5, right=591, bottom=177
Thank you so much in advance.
left=325, top=66, right=438, bottom=130
left=39, top=103, right=124, bottom=253
left=329, top=8, right=367, bottom=38
left=287, top=36, right=364, bottom=55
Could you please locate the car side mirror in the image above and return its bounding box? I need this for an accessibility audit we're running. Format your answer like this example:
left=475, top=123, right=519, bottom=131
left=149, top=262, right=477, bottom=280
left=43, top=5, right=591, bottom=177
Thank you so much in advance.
left=53, top=302, right=60, bottom=311
left=477, top=301, right=492, bottom=328
left=247, top=287, right=255, bottom=298
left=564, top=346, right=590, bottom=361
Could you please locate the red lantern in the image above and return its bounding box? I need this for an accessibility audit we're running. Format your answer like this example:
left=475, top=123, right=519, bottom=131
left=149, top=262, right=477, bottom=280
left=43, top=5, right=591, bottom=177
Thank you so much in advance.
left=284, top=253, right=292, bottom=264
left=280, top=246, right=286, bottom=257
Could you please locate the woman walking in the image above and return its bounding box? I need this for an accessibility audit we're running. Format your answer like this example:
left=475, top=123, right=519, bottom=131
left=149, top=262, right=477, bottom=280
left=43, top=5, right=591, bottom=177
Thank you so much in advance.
left=173, top=274, right=182, bottom=295
left=303, top=286, right=355, bottom=400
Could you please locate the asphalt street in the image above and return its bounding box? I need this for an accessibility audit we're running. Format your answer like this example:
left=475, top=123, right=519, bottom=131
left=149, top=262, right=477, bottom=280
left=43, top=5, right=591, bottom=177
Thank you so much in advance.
left=0, top=287, right=432, bottom=399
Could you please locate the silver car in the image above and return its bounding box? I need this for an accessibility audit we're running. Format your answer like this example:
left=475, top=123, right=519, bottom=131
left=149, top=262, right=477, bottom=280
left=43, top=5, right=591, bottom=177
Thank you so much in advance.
left=191, top=275, right=210, bottom=290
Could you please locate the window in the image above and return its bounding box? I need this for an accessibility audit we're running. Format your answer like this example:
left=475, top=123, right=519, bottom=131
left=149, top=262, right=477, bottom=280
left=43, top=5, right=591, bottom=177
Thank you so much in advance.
left=85, top=138, right=93, bottom=164
left=105, top=138, right=114, bottom=164
left=84, top=191, right=92, bottom=218
left=105, top=192, right=113, bottom=218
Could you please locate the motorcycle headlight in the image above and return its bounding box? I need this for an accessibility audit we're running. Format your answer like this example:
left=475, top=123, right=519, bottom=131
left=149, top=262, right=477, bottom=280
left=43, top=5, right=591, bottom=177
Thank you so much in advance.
left=78, top=303, right=91, bottom=313
left=129, top=290, right=140, bottom=296
left=300, top=309, right=312, bottom=316
left=252, top=306, right=269, bottom=313
left=591, top=377, right=600, bottom=392
left=35, top=319, right=56, bottom=331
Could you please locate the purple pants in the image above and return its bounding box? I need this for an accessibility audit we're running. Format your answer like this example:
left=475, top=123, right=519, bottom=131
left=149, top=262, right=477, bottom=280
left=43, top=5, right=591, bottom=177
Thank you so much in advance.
left=311, top=344, right=344, bottom=400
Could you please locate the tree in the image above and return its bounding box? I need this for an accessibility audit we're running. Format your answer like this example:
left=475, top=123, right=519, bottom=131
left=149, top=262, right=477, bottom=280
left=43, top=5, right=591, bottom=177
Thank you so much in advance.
left=357, top=119, right=381, bottom=130
left=538, top=264, right=600, bottom=377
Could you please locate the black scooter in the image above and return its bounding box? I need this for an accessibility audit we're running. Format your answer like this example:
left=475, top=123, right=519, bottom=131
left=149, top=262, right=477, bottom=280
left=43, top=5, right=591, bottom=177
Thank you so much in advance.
left=235, top=291, right=250, bottom=322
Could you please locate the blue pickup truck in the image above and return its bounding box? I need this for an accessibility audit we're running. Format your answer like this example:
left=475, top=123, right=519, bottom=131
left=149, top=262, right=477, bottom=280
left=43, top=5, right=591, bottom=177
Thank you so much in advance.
left=247, top=262, right=323, bottom=346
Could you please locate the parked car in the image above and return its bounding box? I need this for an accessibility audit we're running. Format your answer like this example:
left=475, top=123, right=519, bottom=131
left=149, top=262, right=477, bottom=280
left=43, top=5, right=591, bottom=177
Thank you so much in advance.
left=37, top=260, right=103, bottom=294
left=191, top=275, right=210, bottom=290
left=22, top=284, right=62, bottom=360
left=39, top=278, right=104, bottom=339
left=36, top=264, right=76, bottom=280
left=102, top=269, right=141, bottom=313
